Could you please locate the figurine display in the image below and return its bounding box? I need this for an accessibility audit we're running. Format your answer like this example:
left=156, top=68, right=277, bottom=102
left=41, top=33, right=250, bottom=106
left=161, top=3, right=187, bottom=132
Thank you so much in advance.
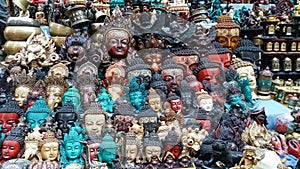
left=0, top=1, right=299, bottom=169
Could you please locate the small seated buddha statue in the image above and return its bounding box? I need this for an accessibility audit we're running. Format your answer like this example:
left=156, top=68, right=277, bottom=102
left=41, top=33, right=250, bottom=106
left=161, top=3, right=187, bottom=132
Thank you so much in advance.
left=60, top=124, right=87, bottom=168
left=1, top=126, right=26, bottom=163
left=35, top=6, right=47, bottom=25
left=98, top=133, right=118, bottom=169
left=0, top=100, right=23, bottom=135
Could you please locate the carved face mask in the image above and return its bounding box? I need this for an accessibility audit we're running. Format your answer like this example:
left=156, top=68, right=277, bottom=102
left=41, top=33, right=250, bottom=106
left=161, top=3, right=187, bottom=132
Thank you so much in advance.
left=144, top=145, right=161, bottom=162
left=172, top=55, right=199, bottom=75
left=162, top=69, right=184, bottom=89
left=46, top=86, right=63, bottom=111
left=65, top=142, right=83, bottom=160
left=126, top=144, right=138, bottom=163
left=89, top=143, right=100, bottom=161
left=207, top=53, right=232, bottom=71
left=115, top=115, right=133, bottom=132
left=26, top=112, right=48, bottom=129
left=24, top=141, right=38, bottom=160
left=0, top=113, right=19, bottom=135
left=197, top=68, right=221, bottom=85
left=169, top=98, right=183, bottom=113
left=106, top=30, right=130, bottom=58
left=15, top=86, right=31, bottom=107
left=2, top=140, right=21, bottom=160
left=84, top=114, right=105, bottom=135
left=41, top=142, right=59, bottom=161
left=55, top=112, right=77, bottom=134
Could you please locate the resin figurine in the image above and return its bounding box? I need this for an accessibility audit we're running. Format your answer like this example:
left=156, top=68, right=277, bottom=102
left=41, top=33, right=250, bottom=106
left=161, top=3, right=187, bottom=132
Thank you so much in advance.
left=97, top=88, right=114, bottom=117
left=113, top=100, right=135, bottom=133
left=54, top=101, right=78, bottom=136
left=1, top=126, right=26, bottom=163
left=215, top=15, right=241, bottom=51
left=0, top=100, right=23, bottom=135
left=128, top=76, right=148, bottom=113
left=13, top=70, right=35, bottom=107
left=23, top=126, right=43, bottom=162
left=82, top=101, right=106, bottom=136
left=25, top=97, right=52, bottom=130
left=60, top=123, right=87, bottom=168
left=43, top=75, right=69, bottom=112
left=98, top=133, right=118, bottom=169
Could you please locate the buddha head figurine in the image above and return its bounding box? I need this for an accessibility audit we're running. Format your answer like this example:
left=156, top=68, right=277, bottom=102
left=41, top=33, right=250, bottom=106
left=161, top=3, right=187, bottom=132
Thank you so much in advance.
left=126, top=58, right=152, bottom=88
left=231, top=57, right=257, bottom=99
left=54, top=101, right=78, bottom=135
left=62, top=86, right=81, bottom=111
left=160, top=59, right=184, bottom=92
left=25, top=97, right=52, bottom=130
left=125, top=131, right=142, bottom=164
left=0, top=100, right=23, bottom=135
left=163, top=127, right=180, bottom=159
left=170, top=48, right=199, bottom=75
left=197, top=90, right=213, bottom=112
left=13, top=70, right=36, bottom=107
left=82, top=101, right=106, bottom=136
left=74, top=75, right=96, bottom=109
left=206, top=42, right=232, bottom=71
left=180, top=80, right=197, bottom=114
left=215, top=15, right=240, bottom=51
left=60, top=124, right=87, bottom=168
left=113, top=100, right=135, bottom=133
left=166, top=93, right=182, bottom=114
left=97, top=11, right=132, bottom=59
left=1, top=126, right=26, bottom=162
left=143, top=133, right=163, bottom=162
left=86, top=133, right=102, bottom=162
left=194, top=57, right=224, bottom=85
left=150, top=73, right=170, bottom=97
left=98, top=133, right=118, bottom=168
left=129, top=76, right=148, bottom=113
left=43, top=75, right=69, bottom=112
left=38, top=130, right=60, bottom=161
left=139, top=48, right=166, bottom=73
left=97, top=88, right=114, bottom=117
left=233, top=39, right=263, bottom=71
left=147, top=88, right=162, bottom=117
left=137, top=105, right=158, bottom=133
left=24, top=126, right=43, bottom=161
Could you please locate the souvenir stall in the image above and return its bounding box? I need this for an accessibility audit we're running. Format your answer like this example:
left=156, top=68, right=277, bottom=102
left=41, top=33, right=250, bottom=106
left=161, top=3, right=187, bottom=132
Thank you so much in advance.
left=0, top=0, right=299, bottom=168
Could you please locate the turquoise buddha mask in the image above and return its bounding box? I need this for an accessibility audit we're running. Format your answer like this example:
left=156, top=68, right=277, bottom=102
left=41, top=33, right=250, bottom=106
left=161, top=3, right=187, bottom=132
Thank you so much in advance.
left=129, top=77, right=148, bottom=113
left=62, top=86, right=81, bottom=111
left=25, top=97, right=52, bottom=130
left=98, top=134, right=117, bottom=169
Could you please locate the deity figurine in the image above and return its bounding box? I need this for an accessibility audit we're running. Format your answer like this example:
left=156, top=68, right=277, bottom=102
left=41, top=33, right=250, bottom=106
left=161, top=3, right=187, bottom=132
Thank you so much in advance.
left=96, top=9, right=132, bottom=60
left=137, top=105, right=158, bottom=134
left=23, top=126, right=43, bottom=162
left=0, top=100, right=23, bottom=135
left=42, top=75, right=69, bottom=112
left=122, top=131, right=142, bottom=168
left=197, top=90, right=213, bottom=113
left=86, top=133, right=102, bottom=163
left=29, top=130, right=60, bottom=169
left=60, top=123, right=87, bottom=168
left=97, top=88, right=114, bottom=117
left=128, top=119, right=144, bottom=141
left=215, top=15, right=241, bottom=51
left=126, top=58, right=152, bottom=89
left=62, top=86, right=82, bottom=111
left=194, top=57, right=224, bottom=86
left=128, top=76, right=148, bottom=113
left=1, top=126, right=26, bottom=163
left=166, top=93, right=183, bottom=115
left=106, top=75, right=126, bottom=101
left=139, top=48, right=166, bottom=73
left=113, top=100, right=135, bottom=133
left=142, top=133, right=163, bottom=162
left=82, top=101, right=107, bottom=136
left=48, top=63, right=69, bottom=79
left=98, top=134, right=118, bottom=169
left=181, top=127, right=208, bottom=156
left=170, top=48, right=199, bottom=75
left=147, top=88, right=163, bottom=117
left=74, top=75, right=96, bottom=110
left=231, top=57, right=257, bottom=99
left=163, top=128, right=181, bottom=160
left=180, top=80, right=197, bottom=117
left=54, top=101, right=78, bottom=137
left=25, top=97, right=52, bottom=130
left=35, top=5, right=47, bottom=25
left=13, top=70, right=36, bottom=107
left=160, top=58, right=184, bottom=93
left=206, top=42, right=232, bottom=71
